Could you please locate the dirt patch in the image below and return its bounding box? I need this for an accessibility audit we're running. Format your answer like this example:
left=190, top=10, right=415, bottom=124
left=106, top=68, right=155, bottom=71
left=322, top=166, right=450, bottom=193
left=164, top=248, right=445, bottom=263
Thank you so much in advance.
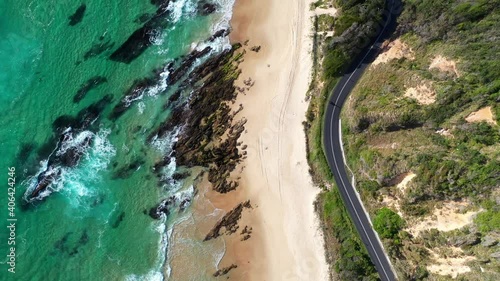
left=465, top=106, right=497, bottom=125
left=407, top=201, right=481, bottom=236
left=436, top=128, right=453, bottom=138
left=429, top=55, right=460, bottom=77
left=404, top=84, right=436, bottom=105
left=372, top=39, right=415, bottom=66
left=380, top=173, right=416, bottom=216
left=427, top=247, right=475, bottom=278
left=396, top=172, right=416, bottom=193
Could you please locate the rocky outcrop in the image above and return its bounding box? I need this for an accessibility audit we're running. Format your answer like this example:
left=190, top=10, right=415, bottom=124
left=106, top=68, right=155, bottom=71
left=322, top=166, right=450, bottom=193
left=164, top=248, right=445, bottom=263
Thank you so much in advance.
left=27, top=93, right=113, bottom=202
left=109, top=0, right=171, bottom=63
left=208, top=29, right=230, bottom=42
left=204, top=201, right=251, bottom=241
left=68, top=4, right=86, bottom=26
left=167, top=46, right=212, bottom=86
left=149, top=196, right=176, bottom=219
left=73, top=76, right=107, bottom=103
left=451, top=232, right=481, bottom=247
left=213, top=264, right=237, bottom=277
left=198, top=1, right=217, bottom=16
left=109, top=75, right=158, bottom=120
left=28, top=129, right=93, bottom=200
left=53, top=94, right=113, bottom=132
left=149, top=194, right=192, bottom=219
left=481, top=235, right=498, bottom=247
left=145, top=44, right=247, bottom=196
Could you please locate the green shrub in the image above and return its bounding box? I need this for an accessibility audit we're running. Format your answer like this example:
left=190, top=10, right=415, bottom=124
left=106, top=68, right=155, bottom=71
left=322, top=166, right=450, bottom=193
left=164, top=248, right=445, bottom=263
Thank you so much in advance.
left=373, top=207, right=405, bottom=239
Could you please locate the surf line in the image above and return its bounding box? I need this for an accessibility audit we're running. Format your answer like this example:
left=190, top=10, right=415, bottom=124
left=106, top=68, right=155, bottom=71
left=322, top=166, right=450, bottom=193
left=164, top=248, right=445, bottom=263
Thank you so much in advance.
left=6, top=167, right=16, bottom=274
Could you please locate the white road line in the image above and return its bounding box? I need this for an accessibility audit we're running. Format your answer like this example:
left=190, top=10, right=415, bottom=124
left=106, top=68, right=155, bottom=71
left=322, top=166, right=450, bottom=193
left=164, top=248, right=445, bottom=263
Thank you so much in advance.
left=329, top=106, right=391, bottom=281
left=326, top=4, right=395, bottom=280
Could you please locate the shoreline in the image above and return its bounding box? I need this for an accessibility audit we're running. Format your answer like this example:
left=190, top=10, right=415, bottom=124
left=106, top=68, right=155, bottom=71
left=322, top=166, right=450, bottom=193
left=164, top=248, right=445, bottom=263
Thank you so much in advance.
left=214, top=0, right=329, bottom=279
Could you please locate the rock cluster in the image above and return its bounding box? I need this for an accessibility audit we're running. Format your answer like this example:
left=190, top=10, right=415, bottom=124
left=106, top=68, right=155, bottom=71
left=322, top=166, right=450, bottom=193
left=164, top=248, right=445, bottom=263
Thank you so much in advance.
left=204, top=201, right=252, bottom=241
left=213, top=264, right=237, bottom=277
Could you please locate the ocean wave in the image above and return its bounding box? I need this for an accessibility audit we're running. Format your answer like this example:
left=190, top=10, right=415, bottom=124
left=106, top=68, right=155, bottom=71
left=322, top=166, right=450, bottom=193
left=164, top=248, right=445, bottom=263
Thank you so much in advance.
left=125, top=270, right=164, bottom=281
left=23, top=129, right=115, bottom=207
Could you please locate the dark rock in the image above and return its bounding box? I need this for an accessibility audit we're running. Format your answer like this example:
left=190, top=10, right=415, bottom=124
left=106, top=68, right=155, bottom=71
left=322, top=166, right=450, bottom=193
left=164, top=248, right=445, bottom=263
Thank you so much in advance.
left=208, top=29, right=230, bottom=42
left=79, top=230, right=89, bottom=245
left=150, top=0, right=168, bottom=6
left=172, top=171, right=190, bottom=181
left=167, top=46, right=212, bottom=86
left=18, top=143, right=36, bottom=160
left=213, top=264, right=237, bottom=277
left=112, top=159, right=145, bottom=179
left=54, top=232, right=72, bottom=252
left=68, top=4, right=86, bottom=26
left=53, top=94, right=113, bottom=133
left=83, top=39, right=115, bottom=61
left=204, top=201, right=251, bottom=241
left=152, top=156, right=172, bottom=174
left=73, top=76, right=107, bottom=103
left=28, top=129, right=94, bottom=201
left=30, top=167, right=62, bottom=199
left=179, top=198, right=191, bottom=211
left=109, top=76, right=156, bottom=120
left=111, top=211, right=126, bottom=228
left=452, top=233, right=481, bottom=247
left=198, top=1, right=217, bottom=16
left=135, top=13, right=153, bottom=24
left=250, top=45, right=261, bottom=52
left=149, top=196, right=175, bottom=219
left=109, top=1, right=171, bottom=63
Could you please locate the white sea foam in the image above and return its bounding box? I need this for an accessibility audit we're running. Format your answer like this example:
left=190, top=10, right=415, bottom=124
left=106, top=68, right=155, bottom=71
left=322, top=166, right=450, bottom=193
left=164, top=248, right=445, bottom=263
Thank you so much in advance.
left=23, top=129, right=116, bottom=206
left=146, top=69, right=170, bottom=97
left=168, top=0, right=188, bottom=24
left=138, top=102, right=145, bottom=114
left=125, top=270, right=164, bottom=281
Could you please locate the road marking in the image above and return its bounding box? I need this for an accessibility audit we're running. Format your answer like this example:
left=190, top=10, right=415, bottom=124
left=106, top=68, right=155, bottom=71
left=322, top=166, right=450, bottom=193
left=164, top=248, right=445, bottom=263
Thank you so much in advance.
left=329, top=106, right=391, bottom=281
left=325, top=3, right=396, bottom=280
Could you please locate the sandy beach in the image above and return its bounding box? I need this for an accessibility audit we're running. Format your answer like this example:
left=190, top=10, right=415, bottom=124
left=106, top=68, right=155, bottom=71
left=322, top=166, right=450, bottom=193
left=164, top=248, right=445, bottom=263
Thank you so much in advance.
left=213, top=0, right=330, bottom=279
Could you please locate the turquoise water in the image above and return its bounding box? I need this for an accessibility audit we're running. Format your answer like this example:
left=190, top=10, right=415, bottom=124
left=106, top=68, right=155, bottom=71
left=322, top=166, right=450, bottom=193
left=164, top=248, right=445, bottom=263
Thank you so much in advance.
left=0, top=0, right=233, bottom=280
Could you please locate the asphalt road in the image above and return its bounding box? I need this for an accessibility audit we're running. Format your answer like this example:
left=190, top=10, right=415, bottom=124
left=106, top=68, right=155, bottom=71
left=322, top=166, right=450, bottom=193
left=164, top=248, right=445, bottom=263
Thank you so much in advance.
left=322, top=1, right=398, bottom=281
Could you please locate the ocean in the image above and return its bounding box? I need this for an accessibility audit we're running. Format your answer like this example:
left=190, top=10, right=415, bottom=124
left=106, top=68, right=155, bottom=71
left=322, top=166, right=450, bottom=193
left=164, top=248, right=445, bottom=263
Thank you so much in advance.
left=0, top=0, right=233, bottom=280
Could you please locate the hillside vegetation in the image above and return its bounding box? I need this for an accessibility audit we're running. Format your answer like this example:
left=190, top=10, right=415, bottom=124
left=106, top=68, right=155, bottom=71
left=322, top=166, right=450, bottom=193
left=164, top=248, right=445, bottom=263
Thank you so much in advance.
left=307, top=0, right=500, bottom=280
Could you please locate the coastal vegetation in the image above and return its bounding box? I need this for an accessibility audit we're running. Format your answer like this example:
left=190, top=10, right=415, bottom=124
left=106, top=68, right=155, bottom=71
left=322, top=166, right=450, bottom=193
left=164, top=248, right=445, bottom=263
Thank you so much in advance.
left=306, top=0, right=499, bottom=279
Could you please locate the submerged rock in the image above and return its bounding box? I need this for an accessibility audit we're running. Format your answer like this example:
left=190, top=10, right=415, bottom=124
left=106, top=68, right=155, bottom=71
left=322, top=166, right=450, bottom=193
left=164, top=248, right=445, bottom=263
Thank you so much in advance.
left=68, top=4, right=86, bottom=26
left=108, top=76, right=157, bottom=120
left=112, top=159, right=145, bottom=179
left=109, top=1, right=171, bottom=63
left=111, top=212, right=126, bottom=228
left=53, top=94, right=113, bottom=133
left=73, top=76, right=107, bottom=103
left=83, top=39, right=115, bottom=61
